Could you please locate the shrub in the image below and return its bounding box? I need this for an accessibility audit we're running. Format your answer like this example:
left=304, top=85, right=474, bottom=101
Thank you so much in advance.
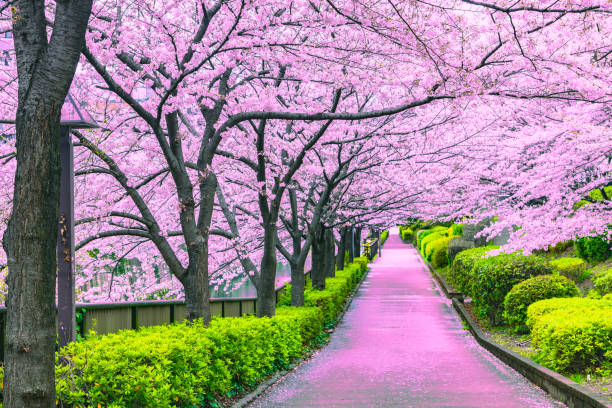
left=416, top=226, right=446, bottom=251
left=576, top=235, right=611, bottom=263
left=470, top=253, right=554, bottom=325
left=526, top=297, right=612, bottom=330
left=428, top=236, right=454, bottom=268
left=550, top=257, right=587, bottom=282
left=593, top=268, right=612, bottom=296
left=449, top=246, right=498, bottom=294
left=531, top=306, right=612, bottom=372
left=449, top=224, right=463, bottom=236
left=547, top=240, right=573, bottom=255
left=503, top=275, right=580, bottom=333
left=380, top=230, right=389, bottom=245
left=421, top=231, right=444, bottom=258
left=400, top=227, right=414, bottom=241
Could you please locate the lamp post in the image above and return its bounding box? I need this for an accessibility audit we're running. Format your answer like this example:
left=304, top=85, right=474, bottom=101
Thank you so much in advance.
left=58, top=93, right=99, bottom=347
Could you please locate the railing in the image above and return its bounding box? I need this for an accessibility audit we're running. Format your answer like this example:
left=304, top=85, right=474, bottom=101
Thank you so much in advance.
left=0, top=270, right=310, bottom=361
left=362, top=238, right=379, bottom=261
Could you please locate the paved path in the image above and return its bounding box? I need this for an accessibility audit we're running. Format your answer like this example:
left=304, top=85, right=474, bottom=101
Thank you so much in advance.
left=249, top=229, right=565, bottom=408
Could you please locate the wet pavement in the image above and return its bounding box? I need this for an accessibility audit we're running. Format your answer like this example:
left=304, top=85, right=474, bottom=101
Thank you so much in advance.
left=249, top=229, right=565, bottom=408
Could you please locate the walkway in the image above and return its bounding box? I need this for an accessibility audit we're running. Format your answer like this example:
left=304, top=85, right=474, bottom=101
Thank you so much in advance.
left=249, top=229, right=565, bottom=407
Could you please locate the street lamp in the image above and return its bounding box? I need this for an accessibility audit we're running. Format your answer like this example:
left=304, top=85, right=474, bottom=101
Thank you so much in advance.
left=58, top=93, right=99, bottom=347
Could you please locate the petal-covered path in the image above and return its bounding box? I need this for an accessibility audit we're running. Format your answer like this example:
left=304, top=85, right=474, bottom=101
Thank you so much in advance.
left=249, top=229, right=565, bottom=408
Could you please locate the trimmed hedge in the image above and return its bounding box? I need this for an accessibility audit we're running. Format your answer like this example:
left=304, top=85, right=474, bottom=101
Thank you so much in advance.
left=0, top=259, right=369, bottom=407
left=400, top=227, right=413, bottom=241
left=526, top=297, right=612, bottom=330
left=529, top=303, right=612, bottom=372
left=380, top=230, right=389, bottom=245
left=503, top=275, right=579, bottom=333
left=461, top=253, right=553, bottom=325
left=449, top=246, right=498, bottom=294
left=416, top=226, right=446, bottom=251
left=428, top=236, right=454, bottom=268
left=550, top=257, right=587, bottom=283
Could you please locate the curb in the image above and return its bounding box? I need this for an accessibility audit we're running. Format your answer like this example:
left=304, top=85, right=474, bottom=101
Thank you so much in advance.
left=416, top=250, right=612, bottom=408
left=231, top=264, right=372, bottom=408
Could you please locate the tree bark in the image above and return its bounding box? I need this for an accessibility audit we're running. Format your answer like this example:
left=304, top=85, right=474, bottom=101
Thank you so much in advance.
left=290, top=260, right=306, bottom=306
left=257, top=222, right=278, bottom=317
left=2, top=2, right=93, bottom=407
left=311, top=226, right=326, bottom=290
left=354, top=226, right=362, bottom=257
left=325, top=228, right=335, bottom=277
left=347, top=227, right=354, bottom=263
left=336, top=227, right=347, bottom=271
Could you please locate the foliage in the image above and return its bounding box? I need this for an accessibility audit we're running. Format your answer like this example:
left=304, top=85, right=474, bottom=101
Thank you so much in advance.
left=380, top=230, right=389, bottom=245
left=526, top=298, right=612, bottom=330
left=421, top=231, right=445, bottom=258
left=469, top=253, right=554, bottom=325
left=549, top=257, right=587, bottom=283
left=593, top=268, right=612, bottom=297
left=428, top=236, right=454, bottom=268
left=400, top=227, right=414, bottom=241
left=448, top=246, right=498, bottom=294
left=530, top=305, right=612, bottom=372
left=416, top=226, right=447, bottom=251
left=449, top=224, right=463, bottom=236
left=575, top=235, right=611, bottom=263
left=503, top=275, right=580, bottom=333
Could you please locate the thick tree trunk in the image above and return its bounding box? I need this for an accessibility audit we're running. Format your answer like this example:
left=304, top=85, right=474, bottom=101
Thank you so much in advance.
left=290, top=260, right=306, bottom=306
left=183, top=253, right=212, bottom=326
left=3, top=102, right=61, bottom=408
left=355, top=226, right=362, bottom=257
left=311, top=227, right=326, bottom=290
left=325, top=228, right=335, bottom=277
left=347, top=227, right=354, bottom=263
left=257, top=223, right=278, bottom=317
left=3, top=2, right=93, bottom=406
left=336, top=227, right=346, bottom=271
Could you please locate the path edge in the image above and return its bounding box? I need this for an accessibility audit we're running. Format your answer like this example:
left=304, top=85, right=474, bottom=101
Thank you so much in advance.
left=231, top=264, right=372, bottom=408
left=420, top=255, right=612, bottom=408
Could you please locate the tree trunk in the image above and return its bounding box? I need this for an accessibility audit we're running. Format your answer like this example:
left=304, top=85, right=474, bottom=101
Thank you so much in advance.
left=347, top=227, right=354, bottom=263
left=3, top=101, right=61, bottom=408
left=355, top=226, right=362, bottom=257
left=290, top=260, right=306, bottom=306
left=257, top=222, right=278, bottom=317
left=311, top=227, right=326, bottom=290
left=3, top=2, right=93, bottom=406
left=325, top=228, right=335, bottom=277
left=336, top=227, right=346, bottom=271
left=183, top=254, right=212, bottom=326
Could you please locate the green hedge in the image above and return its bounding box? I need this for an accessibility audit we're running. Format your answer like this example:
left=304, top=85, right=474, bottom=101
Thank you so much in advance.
left=416, top=226, right=446, bottom=251
left=576, top=235, right=611, bottom=263
left=400, top=227, right=414, bottom=241
left=427, top=236, right=454, bottom=268
left=503, top=275, right=579, bottom=333
left=0, top=259, right=369, bottom=407
left=529, top=301, right=612, bottom=372
left=380, top=230, right=389, bottom=245
left=526, top=297, right=612, bottom=330
left=421, top=231, right=444, bottom=257
left=449, top=246, right=498, bottom=294
left=469, top=253, right=554, bottom=325
left=550, top=257, right=587, bottom=283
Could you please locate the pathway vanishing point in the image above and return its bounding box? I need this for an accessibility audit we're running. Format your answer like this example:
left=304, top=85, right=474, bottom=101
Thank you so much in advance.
left=249, top=228, right=566, bottom=408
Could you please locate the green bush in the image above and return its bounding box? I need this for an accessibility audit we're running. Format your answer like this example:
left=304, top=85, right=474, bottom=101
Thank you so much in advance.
left=428, top=236, right=454, bottom=268
left=550, top=257, right=587, bottom=282
left=526, top=297, right=612, bottom=330
left=503, top=275, right=579, bottom=333
left=576, top=235, right=611, bottom=263
left=416, top=226, right=446, bottom=251
left=449, top=224, right=463, bottom=236
left=530, top=306, right=612, bottom=372
left=449, top=246, right=498, bottom=294
left=400, top=227, right=414, bottom=241
left=593, top=268, right=612, bottom=296
left=470, top=253, right=554, bottom=325
left=421, top=231, right=444, bottom=258
left=380, top=230, right=389, bottom=245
